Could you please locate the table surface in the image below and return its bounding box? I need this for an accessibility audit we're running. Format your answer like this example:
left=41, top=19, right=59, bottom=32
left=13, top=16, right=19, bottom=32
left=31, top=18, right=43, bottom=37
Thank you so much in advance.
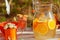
left=0, top=29, right=60, bottom=40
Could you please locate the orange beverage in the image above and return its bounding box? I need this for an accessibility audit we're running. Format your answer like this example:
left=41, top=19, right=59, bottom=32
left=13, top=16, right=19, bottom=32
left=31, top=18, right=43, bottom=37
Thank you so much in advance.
left=17, top=19, right=26, bottom=29
left=4, top=29, right=10, bottom=40
left=33, top=18, right=56, bottom=40
left=17, top=14, right=27, bottom=29
left=10, top=28, right=17, bottom=40
left=4, top=29, right=16, bottom=40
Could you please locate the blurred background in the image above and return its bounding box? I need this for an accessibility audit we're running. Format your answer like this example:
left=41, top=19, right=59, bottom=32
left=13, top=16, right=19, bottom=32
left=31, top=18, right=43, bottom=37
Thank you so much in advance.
left=0, top=0, right=60, bottom=30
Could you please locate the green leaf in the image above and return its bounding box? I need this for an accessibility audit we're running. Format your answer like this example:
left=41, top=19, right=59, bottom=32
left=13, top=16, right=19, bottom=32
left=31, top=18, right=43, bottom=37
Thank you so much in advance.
left=0, top=17, right=6, bottom=22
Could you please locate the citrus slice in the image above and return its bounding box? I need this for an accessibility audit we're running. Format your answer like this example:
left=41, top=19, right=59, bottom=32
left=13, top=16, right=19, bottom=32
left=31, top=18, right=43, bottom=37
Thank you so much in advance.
left=33, top=18, right=39, bottom=22
left=34, top=22, right=48, bottom=35
left=33, top=18, right=39, bottom=29
left=48, top=19, right=56, bottom=30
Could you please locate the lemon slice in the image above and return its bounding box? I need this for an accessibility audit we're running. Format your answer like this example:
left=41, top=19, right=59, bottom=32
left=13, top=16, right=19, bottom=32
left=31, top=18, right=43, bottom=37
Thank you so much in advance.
left=34, top=22, right=48, bottom=35
left=48, top=19, right=56, bottom=30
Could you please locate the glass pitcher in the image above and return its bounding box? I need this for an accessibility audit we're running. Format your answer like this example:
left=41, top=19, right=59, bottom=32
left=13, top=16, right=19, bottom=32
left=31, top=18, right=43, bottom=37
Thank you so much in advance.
left=33, top=1, right=56, bottom=40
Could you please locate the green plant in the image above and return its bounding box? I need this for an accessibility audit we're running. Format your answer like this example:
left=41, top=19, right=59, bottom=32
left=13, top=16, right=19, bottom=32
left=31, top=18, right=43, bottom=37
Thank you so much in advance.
left=0, top=17, right=6, bottom=22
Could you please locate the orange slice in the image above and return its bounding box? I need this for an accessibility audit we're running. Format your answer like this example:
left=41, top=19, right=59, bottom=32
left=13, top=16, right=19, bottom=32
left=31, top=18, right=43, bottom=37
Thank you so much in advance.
left=34, top=22, right=48, bottom=35
left=33, top=18, right=39, bottom=29
left=48, top=19, right=56, bottom=30
left=33, top=18, right=39, bottom=22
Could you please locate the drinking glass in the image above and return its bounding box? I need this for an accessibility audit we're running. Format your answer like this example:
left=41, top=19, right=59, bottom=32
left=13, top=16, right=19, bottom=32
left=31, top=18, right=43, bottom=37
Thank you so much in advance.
left=17, top=14, right=28, bottom=40
left=4, top=28, right=16, bottom=40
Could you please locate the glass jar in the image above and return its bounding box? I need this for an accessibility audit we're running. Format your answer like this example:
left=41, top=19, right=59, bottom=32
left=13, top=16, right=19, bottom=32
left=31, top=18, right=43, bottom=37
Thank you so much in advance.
left=33, top=1, right=56, bottom=40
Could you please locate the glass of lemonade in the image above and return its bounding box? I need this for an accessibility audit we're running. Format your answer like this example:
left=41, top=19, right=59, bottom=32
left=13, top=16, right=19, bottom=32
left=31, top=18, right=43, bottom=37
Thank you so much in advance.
left=33, top=2, right=56, bottom=40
